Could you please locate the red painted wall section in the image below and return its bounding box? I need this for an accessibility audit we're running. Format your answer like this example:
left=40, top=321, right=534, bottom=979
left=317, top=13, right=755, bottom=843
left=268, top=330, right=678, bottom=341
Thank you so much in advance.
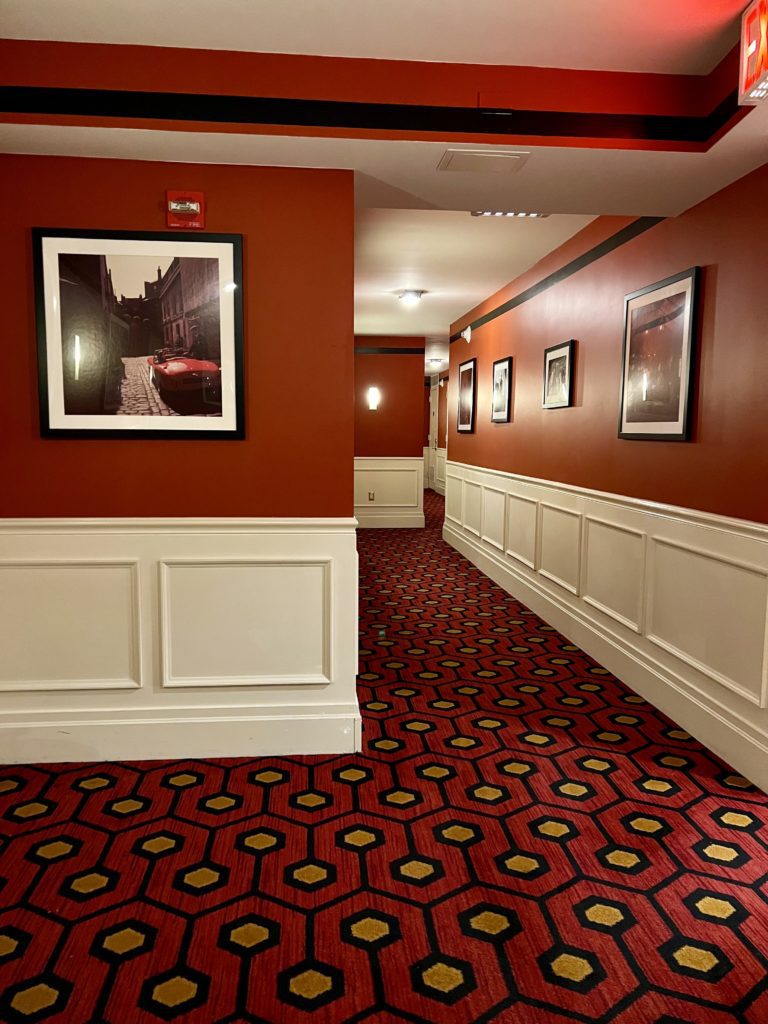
left=449, top=162, right=768, bottom=525
left=354, top=337, right=426, bottom=457
left=0, top=154, right=354, bottom=518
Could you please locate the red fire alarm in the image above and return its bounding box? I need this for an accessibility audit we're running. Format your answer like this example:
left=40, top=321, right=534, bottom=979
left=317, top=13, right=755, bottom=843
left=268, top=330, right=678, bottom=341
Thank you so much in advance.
left=166, top=190, right=206, bottom=229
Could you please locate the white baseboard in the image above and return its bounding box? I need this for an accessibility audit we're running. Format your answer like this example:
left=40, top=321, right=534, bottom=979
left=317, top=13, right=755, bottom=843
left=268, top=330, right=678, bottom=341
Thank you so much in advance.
left=444, top=460, right=768, bottom=792
left=0, top=516, right=360, bottom=764
left=0, top=707, right=361, bottom=764
left=355, top=456, right=424, bottom=529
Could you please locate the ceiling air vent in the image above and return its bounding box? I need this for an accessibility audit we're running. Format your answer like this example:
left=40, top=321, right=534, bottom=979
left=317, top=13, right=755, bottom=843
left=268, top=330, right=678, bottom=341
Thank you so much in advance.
left=436, top=150, right=531, bottom=174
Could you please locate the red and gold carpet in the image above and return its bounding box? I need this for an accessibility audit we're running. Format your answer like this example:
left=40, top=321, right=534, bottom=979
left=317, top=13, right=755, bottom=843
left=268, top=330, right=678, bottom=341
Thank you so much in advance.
left=1, top=491, right=767, bottom=1023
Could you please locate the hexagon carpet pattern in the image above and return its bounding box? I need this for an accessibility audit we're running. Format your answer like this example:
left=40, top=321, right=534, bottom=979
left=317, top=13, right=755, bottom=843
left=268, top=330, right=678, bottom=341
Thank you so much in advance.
left=1, top=492, right=768, bottom=1023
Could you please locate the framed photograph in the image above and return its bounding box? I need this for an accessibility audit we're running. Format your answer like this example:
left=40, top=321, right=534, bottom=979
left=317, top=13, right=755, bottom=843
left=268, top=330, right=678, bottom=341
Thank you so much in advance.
left=457, top=357, right=476, bottom=433
left=618, top=267, right=699, bottom=441
left=491, top=356, right=512, bottom=423
left=542, top=339, right=575, bottom=409
left=33, top=228, right=244, bottom=439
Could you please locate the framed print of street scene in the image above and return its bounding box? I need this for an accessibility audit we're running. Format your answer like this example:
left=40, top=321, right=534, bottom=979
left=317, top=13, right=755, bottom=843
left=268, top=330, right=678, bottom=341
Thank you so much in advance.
left=457, top=357, right=477, bottom=433
left=542, top=339, right=575, bottom=409
left=618, top=267, right=699, bottom=441
left=33, top=229, right=244, bottom=439
left=491, top=356, right=512, bottom=423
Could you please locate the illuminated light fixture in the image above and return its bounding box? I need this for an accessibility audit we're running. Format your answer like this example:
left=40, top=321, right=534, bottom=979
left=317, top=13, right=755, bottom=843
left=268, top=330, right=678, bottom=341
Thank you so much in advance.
left=429, top=358, right=442, bottom=367
left=460, top=326, right=472, bottom=344
left=739, top=0, right=768, bottom=103
left=367, top=386, right=382, bottom=410
left=397, top=289, right=425, bottom=307
left=471, top=210, right=548, bottom=218
left=438, top=379, right=445, bottom=388
left=222, top=281, right=237, bottom=293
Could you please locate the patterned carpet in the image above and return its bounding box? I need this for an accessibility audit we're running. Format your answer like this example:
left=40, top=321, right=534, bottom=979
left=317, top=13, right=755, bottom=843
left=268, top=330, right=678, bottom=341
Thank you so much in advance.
left=1, top=490, right=767, bottom=1023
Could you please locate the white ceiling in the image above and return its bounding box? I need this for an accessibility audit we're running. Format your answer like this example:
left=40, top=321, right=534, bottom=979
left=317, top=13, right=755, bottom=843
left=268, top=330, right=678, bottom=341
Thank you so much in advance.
left=2, top=0, right=765, bottom=369
left=0, top=0, right=745, bottom=74
left=356, top=210, right=594, bottom=367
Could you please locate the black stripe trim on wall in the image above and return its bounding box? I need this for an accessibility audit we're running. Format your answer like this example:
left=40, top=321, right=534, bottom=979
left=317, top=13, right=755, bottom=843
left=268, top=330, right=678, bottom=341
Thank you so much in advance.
left=356, top=347, right=426, bottom=355
left=449, top=216, right=665, bottom=343
left=0, top=85, right=741, bottom=144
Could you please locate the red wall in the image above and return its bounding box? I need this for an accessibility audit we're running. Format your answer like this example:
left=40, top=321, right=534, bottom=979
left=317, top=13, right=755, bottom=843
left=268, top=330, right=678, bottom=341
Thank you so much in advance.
left=0, top=155, right=354, bottom=517
left=354, top=337, right=425, bottom=457
left=449, top=162, right=768, bottom=524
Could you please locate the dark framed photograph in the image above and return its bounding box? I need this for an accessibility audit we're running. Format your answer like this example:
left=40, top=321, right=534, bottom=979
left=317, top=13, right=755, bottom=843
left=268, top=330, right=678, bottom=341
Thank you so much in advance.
left=491, top=356, right=512, bottom=423
left=542, top=339, right=575, bottom=409
left=618, top=267, right=699, bottom=441
left=457, top=357, right=476, bottom=433
left=33, top=228, right=244, bottom=439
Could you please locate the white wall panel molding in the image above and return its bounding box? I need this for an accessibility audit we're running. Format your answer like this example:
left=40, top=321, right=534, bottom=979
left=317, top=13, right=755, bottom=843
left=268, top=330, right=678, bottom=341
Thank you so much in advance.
left=434, top=448, right=447, bottom=496
left=354, top=457, right=425, bottom=528
left=443, top=460, right=768, bottom=791
left=0, top=559, right=142, bottom=692
left=159, top=558, right=332, bottom=688
left=0, top=517, right=359, bottom=763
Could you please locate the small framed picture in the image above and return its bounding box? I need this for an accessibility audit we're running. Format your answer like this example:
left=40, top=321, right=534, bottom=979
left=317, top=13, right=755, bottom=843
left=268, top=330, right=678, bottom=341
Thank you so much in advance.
left=542, top=340, right=575, bottom=409
left=33, top=228, right=244, bottom=439
left=457, top=357, right=476, bottom=433
left=618, top=267, right=700, bottom=441
left=491, top=356, right=512, bottom=423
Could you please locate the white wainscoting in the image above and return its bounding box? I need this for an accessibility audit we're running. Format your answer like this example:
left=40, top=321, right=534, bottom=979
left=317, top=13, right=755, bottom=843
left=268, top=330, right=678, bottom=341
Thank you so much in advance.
left=444, top=460, right=768, bottom=791
left=423, top=447, right=431, bottom=490
left=433, top=448, right=447, bottom=495
left=355, top=457, right=425, bottom=528
left=0, top=517, right=360, bottom=764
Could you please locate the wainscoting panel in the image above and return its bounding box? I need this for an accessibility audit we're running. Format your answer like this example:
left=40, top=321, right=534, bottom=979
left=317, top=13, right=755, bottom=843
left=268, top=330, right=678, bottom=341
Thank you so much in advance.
left=161, top=559, right=331, bottom=687
left=354, top=457, right=425, bottom=528
left=0, top=560, right=140, bottom=691
left=539, top=504, right=582, bottom=595
left=0, top=517, right=360, bottom=763
left=435, top=448, right=447, bottom=495
left=443, top=460, right=768, bottom=791
left=647, top=538, right=768, bottom=706
left=481, top=486, right=506, bottom=552
left=582, top=517, right=645, bottom=632
left=505, top=494, right=538, bottom=569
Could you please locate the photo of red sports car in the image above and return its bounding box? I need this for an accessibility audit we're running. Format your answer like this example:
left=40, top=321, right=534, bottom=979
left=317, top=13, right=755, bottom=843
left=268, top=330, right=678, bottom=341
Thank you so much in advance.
left=148, top=349, right=221, bottom=394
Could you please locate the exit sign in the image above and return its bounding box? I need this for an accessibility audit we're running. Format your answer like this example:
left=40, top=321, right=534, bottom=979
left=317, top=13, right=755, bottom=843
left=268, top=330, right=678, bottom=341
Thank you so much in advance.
left=740, top=0, right=768, bottom=103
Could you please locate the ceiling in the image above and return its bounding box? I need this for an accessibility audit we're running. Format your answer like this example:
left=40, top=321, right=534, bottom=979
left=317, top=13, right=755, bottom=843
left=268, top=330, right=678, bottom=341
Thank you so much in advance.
left=1, top=1, right=765, bottom=371
left=0, top=0, right=746, bottom=74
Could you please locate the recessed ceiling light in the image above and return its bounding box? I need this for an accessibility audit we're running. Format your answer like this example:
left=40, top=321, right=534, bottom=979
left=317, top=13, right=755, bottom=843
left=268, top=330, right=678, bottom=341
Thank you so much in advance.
left=470, top=211, right=549, bottom=218
left=397, top=290, right=426, bottom=306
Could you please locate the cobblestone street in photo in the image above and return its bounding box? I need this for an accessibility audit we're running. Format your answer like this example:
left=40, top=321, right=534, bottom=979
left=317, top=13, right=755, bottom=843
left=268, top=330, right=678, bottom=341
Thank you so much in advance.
left=116, top=356, right=179, bottom=416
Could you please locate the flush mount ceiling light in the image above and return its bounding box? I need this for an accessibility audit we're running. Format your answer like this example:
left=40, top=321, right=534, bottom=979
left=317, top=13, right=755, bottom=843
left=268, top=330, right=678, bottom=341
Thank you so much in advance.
left=397, top=290, right=426, bottom=307
left=470, top=211, right=549, bottom=218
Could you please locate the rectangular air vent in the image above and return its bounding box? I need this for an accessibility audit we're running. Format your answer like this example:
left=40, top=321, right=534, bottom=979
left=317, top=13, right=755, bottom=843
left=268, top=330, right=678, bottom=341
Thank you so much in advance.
left=436, top=150, right=531, bottom=174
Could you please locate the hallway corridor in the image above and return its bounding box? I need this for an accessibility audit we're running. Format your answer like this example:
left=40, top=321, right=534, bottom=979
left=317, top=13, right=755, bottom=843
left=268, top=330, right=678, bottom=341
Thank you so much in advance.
left=0, top=492, right=767, bottom=1023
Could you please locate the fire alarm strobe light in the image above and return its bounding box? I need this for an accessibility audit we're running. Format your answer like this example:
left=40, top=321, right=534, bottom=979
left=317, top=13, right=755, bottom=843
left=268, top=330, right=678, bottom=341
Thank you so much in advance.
left=166, top=190, right=206, bottom=229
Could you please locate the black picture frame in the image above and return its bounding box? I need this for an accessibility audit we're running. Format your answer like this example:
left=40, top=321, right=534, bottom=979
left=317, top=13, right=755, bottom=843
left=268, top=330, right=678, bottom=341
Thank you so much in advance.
left=618, top=267, right=699, bottom=441
left=491, top=356, right=512, bottom=423
left=457, top=357, right=477, bottom=433
left=33, top=227, right=245, bottom=440
left=542, top=339, right=575, bottom=409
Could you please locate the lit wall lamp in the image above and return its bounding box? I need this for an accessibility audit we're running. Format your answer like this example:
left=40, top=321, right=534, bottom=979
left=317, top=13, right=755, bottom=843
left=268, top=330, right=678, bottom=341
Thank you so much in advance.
left=460, top=326, right=472, bottom=344
left=367, top=386, right=382, bottom=410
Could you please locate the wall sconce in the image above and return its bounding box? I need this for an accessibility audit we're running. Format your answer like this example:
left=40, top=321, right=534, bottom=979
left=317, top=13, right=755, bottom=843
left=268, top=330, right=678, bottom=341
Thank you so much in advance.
left=460, top=326, right=472, bottom=344
left=367, top=386, right=381, bottom=410
left=438, top=379, right=445, bottom=388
